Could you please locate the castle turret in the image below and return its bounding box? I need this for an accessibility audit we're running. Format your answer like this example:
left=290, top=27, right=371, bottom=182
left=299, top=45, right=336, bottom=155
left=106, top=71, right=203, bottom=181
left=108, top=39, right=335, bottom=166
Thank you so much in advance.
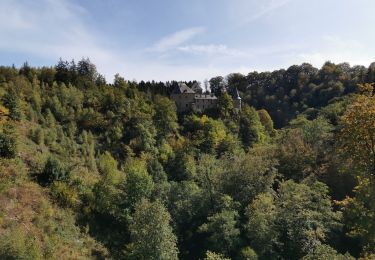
left=232, top=88, right=241, bottom=110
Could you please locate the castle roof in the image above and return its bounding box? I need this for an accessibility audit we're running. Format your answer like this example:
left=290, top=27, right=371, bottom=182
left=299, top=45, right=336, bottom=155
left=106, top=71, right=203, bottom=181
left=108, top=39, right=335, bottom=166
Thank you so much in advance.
left=172, top=82, right=195, bottom=94
left=195, top=94, right=217, bottom=99
left=191, top=82, right=203, bottom=93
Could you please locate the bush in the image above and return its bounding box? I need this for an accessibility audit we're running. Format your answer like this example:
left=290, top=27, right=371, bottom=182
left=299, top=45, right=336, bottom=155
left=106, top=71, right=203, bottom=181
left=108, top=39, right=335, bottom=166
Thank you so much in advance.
left=38, top=157, right=69, bottom=186
left=32, top=127, right=44, bottom=145
left=0, top=227, right=42, bottom=260
left=2, top=89, right=22, bottom=121
left=0, top=132, right=17, bottom=158
left=50, top=181, right=79, bottom=208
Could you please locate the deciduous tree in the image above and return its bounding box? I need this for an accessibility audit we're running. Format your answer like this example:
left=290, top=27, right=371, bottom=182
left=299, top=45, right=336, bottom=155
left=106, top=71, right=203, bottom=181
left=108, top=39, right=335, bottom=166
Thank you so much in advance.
left=127, top=199, right=178, bottom=260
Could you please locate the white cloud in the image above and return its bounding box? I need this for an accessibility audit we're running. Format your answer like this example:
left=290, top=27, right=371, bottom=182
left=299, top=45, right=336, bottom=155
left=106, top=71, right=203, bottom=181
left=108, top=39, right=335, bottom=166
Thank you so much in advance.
left=122, top=61, right=254, bottom=83
left=250, top=0, right=292, bottom=21
left=0, top=5, right=32, bottom=30
left=0, top=0, right=125, bottom=80
left=0, top=0, right=301, bottom=83
left=177, top=44, right=245, bottom=56
left=148, top=27, right=205, bottom=52
left=2, top=0, right=374, bottom=85
left=295, top=36, right=374, bottom=68
left=231, top=0, right=293, bottom=26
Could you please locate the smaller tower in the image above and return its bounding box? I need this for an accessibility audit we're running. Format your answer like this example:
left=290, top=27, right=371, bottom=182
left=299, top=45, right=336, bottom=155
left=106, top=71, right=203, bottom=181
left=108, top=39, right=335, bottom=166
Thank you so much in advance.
left=232, top=88, right=241, bottom=110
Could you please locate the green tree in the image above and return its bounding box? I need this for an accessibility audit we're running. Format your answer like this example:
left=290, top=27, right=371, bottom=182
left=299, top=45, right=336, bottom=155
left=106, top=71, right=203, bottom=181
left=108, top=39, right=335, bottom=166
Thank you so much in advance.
left=338, top=176, right=375, bottom=256
left=335, top=83, right=375, bottom=257
left=122, top=159, right=154, bottom=210
left=201, top=118, right=228, bottom=154
left=128, top=120, right=157, bottom=155
left=0, top=226, right=42, bottom=260
left=239, top=247, right=258, bottom=260
left=167, top=181, right=210, bottom=259
left=147, top=157, right=167, bottom=183
left=302, top=244, right=354, bottom=260
left=38, top=157, right=69, bottom=186
left=199, top=209, right=240, bottom=256
left=239, top=105, right=267, bottom=149
left=217, top=92, right=234, bottom=118
left=77, top=58, right=98, bottom=83
left=93, top=152, right=122, bottom=215
left=0, top=132, right=17, bottom=158
left=127, top=199, right=179, bottom=260
left=226, top=73, right=247, bottom=92
left=276, top=128, right=316, bottom=181
left=209, top=76, right=225, bottom=96
left=244, top=193, right=277, bottom=258
left=167, top=151, right=196, bottom=181
left=153, top=95, right=178, bottom=138
left=220, top=146, right=277, bottom=206
left=3, top=88, right=22, bottom=121
left=276, top=180, right=342, bottom=259
left=196, top=154, right=223, bottom=208
left=339, top=83, right=375, bottom=178
left=204, top=251, right=230, bottom=260
left=257, top=109, right=274, bottom=136
left=32, top=127, right=44, bottom=145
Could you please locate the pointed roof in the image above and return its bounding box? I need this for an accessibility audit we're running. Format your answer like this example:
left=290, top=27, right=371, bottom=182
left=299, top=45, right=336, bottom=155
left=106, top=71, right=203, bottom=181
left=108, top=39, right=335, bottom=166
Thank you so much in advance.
left=172, top=82, right=195, bottom=94
left=191, top=82, right=203, bottom=93
left=232, top=88, right=241, bottom=99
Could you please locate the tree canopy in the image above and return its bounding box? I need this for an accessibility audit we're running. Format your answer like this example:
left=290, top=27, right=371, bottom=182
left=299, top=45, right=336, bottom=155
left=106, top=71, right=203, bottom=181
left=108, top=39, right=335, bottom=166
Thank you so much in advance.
left=0, top=59, right=373, bottom=259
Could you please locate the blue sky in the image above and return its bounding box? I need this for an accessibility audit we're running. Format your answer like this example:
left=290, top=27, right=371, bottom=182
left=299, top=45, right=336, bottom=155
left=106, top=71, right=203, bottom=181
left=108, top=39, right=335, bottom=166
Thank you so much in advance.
left=1, top=0, right=375, bottom=82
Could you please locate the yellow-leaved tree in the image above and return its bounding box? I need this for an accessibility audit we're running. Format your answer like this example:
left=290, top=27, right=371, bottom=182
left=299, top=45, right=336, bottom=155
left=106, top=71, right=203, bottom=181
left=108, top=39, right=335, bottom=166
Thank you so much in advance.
left=0, top=104, right=10, bottom=125
left=339, top=83, right=375, bottom=178
left=338, top=83, right=375, bottom=256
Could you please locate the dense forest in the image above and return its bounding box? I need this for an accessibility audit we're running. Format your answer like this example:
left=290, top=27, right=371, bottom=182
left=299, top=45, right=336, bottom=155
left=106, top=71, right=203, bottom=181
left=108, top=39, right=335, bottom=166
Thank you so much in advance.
left=0, top=58, right=374, bottom=259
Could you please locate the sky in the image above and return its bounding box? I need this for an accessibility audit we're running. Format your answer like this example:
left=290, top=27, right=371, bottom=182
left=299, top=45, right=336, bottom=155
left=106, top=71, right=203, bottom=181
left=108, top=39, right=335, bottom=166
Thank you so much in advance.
left=1, top=0, right=375, bottom=83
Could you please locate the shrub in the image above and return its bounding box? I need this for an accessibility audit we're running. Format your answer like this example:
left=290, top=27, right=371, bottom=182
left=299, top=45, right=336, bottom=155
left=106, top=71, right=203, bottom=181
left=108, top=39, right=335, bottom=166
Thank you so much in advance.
left=0, top=227, right=42, bottom=260
left=50, top=181, right=79, bottom=208
left=0, top=132, right=17, bottom=158
left=38, top=157, right=69, bottom=186
left=32, top=127, right=44, bottom=145
left=2, top=89, right=22, bottom=121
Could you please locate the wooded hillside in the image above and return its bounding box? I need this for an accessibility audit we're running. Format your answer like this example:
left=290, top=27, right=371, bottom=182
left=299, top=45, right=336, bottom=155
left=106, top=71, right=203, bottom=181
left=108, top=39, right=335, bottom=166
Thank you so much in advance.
left=0, top=59, right=374, bottom=259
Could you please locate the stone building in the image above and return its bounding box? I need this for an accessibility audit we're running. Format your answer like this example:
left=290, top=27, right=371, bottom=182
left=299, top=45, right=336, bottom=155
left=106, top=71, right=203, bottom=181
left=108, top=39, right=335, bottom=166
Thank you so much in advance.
left=171, top=82, right=241, bottom=112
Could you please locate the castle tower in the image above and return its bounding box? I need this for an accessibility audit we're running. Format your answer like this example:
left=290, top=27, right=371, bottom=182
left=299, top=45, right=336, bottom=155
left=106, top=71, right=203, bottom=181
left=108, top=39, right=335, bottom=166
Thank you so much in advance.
left=170, top=82, right=196, bottom=112
left=232, top=88, right=241, bottom=110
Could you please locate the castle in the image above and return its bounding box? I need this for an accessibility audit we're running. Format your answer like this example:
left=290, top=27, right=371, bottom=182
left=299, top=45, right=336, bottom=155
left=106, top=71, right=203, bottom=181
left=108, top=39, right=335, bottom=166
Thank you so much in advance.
left=171, top=82, right=241, bottom=112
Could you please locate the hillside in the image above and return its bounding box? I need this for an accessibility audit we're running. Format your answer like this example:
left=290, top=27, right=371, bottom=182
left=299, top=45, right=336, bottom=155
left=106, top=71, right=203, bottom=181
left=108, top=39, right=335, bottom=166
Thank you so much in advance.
left=0, top=59, right=374, bottom=259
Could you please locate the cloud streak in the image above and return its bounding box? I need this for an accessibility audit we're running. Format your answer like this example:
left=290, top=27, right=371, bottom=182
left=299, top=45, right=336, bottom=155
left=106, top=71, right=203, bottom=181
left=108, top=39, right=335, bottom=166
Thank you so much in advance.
left=177, top=44, right=245, bottom=57
left=0, top=0, right=126, bottom=80
left=2, top=0, right=375, bottom=84
left=233, top=0, right=293, bottom=26
left=296, top=36, right=373, bottom=68
left=251, top=0, right=292, bottom=21
left=148, top=27, right=205, bottom=52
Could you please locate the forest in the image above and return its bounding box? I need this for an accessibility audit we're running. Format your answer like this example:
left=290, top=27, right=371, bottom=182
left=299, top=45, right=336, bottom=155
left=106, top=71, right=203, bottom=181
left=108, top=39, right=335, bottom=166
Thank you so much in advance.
left=0, top=58, right=374, bottom=259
